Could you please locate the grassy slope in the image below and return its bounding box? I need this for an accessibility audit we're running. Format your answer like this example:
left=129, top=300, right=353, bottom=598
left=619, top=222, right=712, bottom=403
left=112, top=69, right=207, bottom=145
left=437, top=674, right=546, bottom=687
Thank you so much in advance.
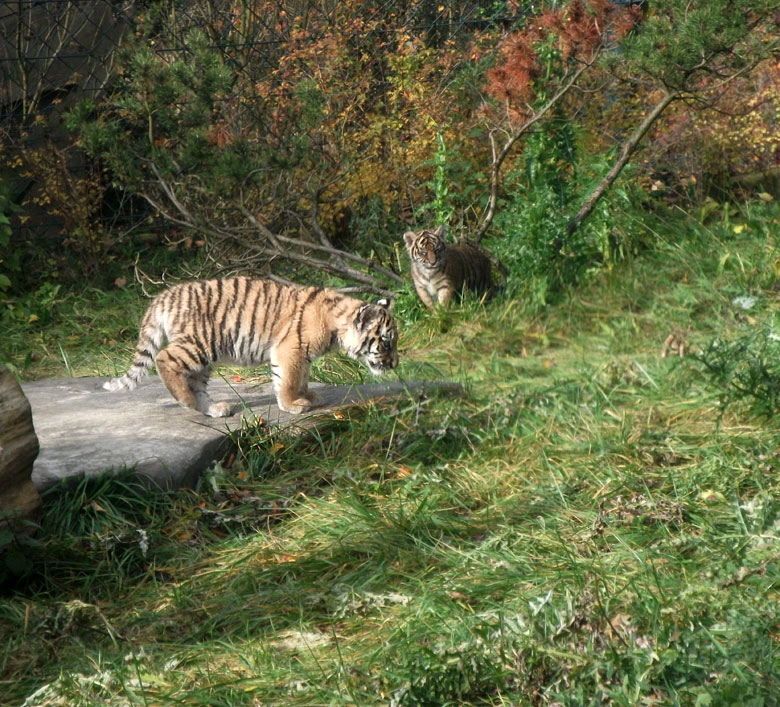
left=1, top=204, right=779, bottom=705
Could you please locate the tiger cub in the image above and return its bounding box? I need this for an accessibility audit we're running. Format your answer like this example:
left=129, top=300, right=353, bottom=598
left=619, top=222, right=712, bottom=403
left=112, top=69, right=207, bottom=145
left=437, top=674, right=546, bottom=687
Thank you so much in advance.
left=103, top=277, right=399, bottom=417
left=403, top=225, right=494, bottom=310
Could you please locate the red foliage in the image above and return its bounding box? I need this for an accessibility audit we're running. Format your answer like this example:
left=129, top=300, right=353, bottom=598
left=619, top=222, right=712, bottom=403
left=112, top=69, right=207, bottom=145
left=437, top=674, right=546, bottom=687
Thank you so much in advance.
left=486, top=0, right=641, bottom=123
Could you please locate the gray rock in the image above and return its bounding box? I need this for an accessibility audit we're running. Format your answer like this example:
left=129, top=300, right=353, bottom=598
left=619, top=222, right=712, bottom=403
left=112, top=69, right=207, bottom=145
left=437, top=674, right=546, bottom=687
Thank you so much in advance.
left=22, top=376, right=461, bottom=491
left=0, top=365, right=42, bottom=524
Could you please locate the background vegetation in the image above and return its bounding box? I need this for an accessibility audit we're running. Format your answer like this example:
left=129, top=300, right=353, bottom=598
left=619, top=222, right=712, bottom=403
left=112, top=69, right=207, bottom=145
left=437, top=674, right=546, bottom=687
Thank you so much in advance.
left=2, top=0, right=780, bottom=704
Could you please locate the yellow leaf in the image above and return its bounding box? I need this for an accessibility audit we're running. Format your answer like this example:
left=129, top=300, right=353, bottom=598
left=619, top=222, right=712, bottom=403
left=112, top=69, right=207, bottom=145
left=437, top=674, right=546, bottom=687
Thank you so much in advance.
left=758, top=192, right=774, bottom=202
left=28, top=314, right=39, bottom=323
left=733, top=224, right=745, bottom=234
left=270, top=441, right=284, bottom=454
left=699, top=489, right=725, bottom=503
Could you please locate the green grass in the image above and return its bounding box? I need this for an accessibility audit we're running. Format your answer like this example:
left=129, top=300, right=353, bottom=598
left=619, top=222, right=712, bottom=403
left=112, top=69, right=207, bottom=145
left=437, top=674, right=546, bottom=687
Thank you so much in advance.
left=2, top=202, right=780, bottom=705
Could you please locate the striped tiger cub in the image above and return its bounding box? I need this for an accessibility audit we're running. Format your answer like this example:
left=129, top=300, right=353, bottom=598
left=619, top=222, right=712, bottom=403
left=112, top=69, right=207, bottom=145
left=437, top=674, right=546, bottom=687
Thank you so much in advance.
left=403, top=225, right=495, bottom=310
left=103, top=277, right=399, bottom=417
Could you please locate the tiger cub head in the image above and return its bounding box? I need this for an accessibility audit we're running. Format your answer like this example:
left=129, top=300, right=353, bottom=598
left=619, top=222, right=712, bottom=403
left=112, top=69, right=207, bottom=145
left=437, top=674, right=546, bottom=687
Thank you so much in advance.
left=344, top=299, right=399, bottom=375
left=403, top=224, right=447, bottom=269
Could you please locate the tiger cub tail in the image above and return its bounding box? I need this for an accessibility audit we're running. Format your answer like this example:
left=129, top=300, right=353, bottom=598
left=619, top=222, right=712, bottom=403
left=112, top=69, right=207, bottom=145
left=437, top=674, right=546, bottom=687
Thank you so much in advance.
left=103, top=304, right=165, bottom=391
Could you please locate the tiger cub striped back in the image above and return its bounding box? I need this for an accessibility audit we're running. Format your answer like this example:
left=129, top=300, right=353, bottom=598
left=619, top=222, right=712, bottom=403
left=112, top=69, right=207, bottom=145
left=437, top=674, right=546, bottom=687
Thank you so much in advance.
left=403, top=225, right=495, bottom=310
left=103, top=277, right=399, bottom=417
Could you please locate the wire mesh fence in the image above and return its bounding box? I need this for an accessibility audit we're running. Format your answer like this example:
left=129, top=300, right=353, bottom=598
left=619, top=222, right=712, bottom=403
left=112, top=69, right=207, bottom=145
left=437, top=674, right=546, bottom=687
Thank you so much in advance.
left=0, top=1, right=135, bottom=124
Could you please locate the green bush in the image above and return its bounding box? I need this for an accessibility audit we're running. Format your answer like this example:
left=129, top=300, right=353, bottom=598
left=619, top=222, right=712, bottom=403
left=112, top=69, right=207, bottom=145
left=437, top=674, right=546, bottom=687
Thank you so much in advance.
left=694, top=323, right=780, bottom=418
left=492, top=122, right=638, bottom=308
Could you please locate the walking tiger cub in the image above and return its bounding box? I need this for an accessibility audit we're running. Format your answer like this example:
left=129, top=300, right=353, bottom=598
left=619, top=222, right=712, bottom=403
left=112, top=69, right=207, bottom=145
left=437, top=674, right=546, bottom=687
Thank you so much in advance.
left=403, top=225, right=497, bottom=310
left=103, top=277, right=399, bottom=417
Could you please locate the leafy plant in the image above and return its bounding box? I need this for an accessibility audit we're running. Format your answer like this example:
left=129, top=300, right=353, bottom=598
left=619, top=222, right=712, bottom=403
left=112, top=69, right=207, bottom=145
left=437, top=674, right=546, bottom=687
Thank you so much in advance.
left=416, top=132, right=456, bottom=227
left=493, top=117, right=636, bottom=307
left=693, top=324, right=780, bottom=417
left=0, top=183, right=21, bottom=293
left=0, top=521, right=37, bottom=587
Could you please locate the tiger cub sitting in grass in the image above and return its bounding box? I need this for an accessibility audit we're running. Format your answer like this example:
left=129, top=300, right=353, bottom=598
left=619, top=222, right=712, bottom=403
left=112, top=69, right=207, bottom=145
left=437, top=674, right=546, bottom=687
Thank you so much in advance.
left=403, top=224, right=498, bottom=310
left=103, top=277, right=399, bottom=417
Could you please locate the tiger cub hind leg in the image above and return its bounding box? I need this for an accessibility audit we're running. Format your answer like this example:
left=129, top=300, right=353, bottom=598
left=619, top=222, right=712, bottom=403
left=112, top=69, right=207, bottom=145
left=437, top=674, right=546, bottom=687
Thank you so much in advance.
left=155, top=346, right=233, bottom=418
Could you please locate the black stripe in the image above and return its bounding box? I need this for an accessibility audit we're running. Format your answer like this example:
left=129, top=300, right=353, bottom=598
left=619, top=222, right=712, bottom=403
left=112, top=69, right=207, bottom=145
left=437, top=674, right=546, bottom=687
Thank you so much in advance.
left=268, top=282, right=286, bottom=337
left=247, top=281, right=264, bottom=356
left=225, top=278, right=243, bottom=337
left=164, top=350, right=188, bottom=370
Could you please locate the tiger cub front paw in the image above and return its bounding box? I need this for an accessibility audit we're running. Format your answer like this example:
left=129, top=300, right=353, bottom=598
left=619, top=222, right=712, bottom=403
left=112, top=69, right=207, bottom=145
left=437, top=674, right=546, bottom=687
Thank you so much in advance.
left=278, top=391, right=322, bottom=415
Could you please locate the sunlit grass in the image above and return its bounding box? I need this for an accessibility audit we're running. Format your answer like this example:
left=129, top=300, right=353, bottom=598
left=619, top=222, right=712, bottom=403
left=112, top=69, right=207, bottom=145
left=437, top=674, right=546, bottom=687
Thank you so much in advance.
left=2, top=203, right=780, bottom=704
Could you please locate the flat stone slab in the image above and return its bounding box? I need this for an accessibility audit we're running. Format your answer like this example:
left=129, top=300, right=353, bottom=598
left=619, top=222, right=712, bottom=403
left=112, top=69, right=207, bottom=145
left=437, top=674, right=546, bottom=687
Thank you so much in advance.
left=21, top=376, right=461, bottom=491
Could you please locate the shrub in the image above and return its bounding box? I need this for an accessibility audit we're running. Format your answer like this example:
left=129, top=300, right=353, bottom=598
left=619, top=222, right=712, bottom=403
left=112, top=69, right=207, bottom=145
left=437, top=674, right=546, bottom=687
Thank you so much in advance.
left=694, top=324, right=780, bottom=418
left=0, top=181, right=21, bottom=293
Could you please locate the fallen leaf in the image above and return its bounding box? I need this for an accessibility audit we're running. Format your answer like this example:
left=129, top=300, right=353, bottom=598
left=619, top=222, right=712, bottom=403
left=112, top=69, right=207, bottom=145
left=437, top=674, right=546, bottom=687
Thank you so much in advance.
left=699, top=489, right=725, bottom=503
left=609, top=613, right=632, bottom=634
left=448, top=591, right=470, bottom=602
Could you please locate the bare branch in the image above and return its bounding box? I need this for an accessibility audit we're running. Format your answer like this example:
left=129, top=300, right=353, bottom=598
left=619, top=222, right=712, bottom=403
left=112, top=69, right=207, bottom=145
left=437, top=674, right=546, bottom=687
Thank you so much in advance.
left=568, top=89, right=678, bottom=234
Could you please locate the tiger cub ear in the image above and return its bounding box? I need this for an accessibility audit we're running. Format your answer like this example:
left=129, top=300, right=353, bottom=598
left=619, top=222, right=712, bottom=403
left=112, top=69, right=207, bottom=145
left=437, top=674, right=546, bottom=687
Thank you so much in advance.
left=433, top=224, right=447, bottom=239
left=403, top=231, right=417, bottom=250
left=355, top=303, right=376, bottom=328
left=356, top=299, right=393, bottom=327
